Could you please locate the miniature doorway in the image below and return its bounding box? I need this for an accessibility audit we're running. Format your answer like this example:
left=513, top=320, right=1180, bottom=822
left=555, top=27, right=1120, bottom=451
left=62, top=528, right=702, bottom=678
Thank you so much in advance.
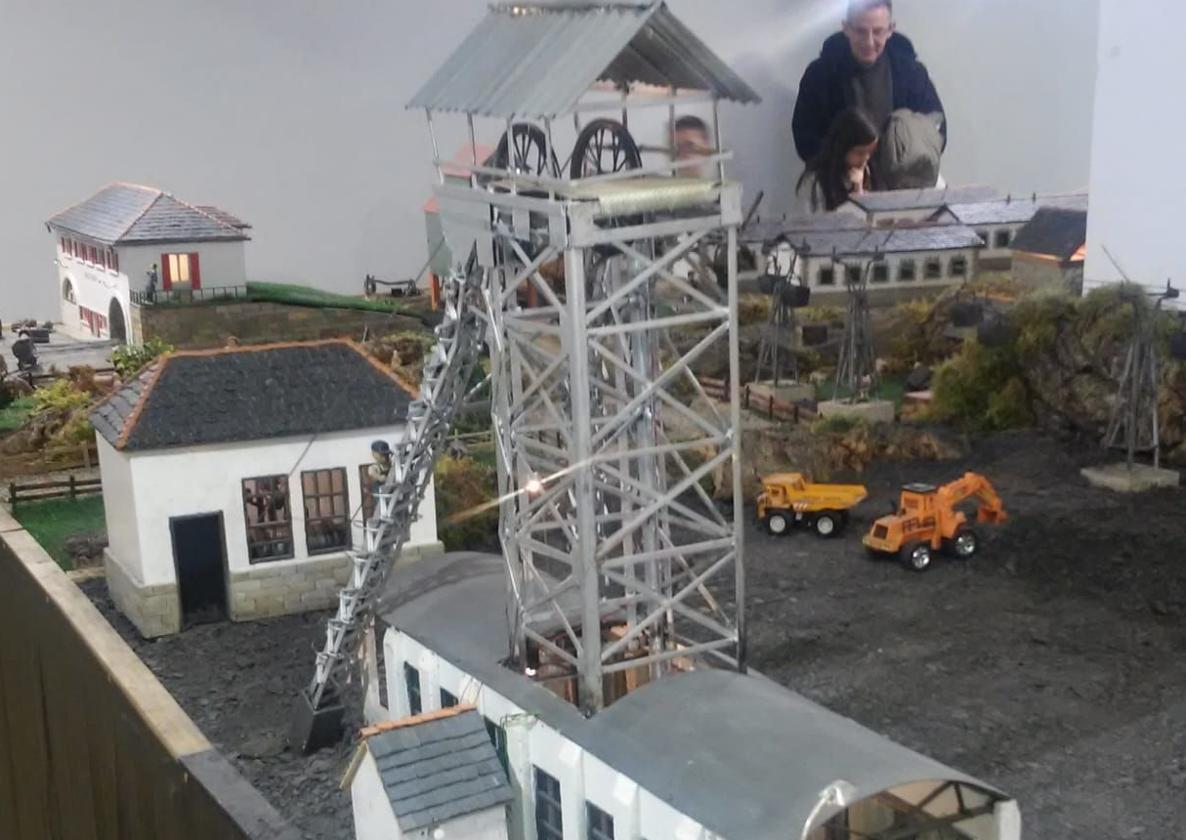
left=108, top=299, right=127, bottom=344
left=170, top=512, right=228, bottom=627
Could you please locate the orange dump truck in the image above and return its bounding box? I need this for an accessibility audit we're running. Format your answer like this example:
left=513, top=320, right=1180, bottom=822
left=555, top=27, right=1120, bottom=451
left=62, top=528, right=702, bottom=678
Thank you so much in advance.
left=756, top=472, right=868, bottom=538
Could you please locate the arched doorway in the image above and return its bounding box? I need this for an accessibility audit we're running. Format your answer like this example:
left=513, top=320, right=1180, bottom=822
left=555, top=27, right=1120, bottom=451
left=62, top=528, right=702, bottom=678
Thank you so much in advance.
left=62, top=278, right=75, bottom=303
left=108, top=298, right=127, bottom=344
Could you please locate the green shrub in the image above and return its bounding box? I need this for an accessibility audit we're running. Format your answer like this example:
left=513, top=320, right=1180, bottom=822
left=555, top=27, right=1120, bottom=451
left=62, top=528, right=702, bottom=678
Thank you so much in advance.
left=32, top=379, right=93, bottom=416
left=112, top=338, right=174, bottom=378
left=434, top=456, right=499, bottom=551
left=930, top=340, right=1034, bottom=432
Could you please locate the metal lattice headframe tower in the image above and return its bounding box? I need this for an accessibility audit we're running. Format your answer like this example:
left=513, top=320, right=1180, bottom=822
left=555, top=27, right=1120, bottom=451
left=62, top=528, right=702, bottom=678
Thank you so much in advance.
left=481, top=199, right=748, bottom=712
left=1103, top=279, right=1179, bottom=470
left=833, top=258, right=880, bottom=403
left=294, top=1, right=761, bottom=748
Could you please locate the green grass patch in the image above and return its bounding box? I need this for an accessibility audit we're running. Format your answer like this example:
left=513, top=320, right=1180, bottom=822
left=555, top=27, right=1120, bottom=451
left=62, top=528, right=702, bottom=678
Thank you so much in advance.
left=0, top=396, right=36, bottom=432
left=12, top=494, right=106, bottom=571
left=814, top=374, right=907, bottom=408
left=246, top=282, right=414, bottom=315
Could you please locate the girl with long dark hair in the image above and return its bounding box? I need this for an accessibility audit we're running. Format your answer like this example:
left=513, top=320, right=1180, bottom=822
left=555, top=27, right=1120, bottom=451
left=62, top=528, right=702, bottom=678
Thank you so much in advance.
left=797, top=107, right=880, bottom=211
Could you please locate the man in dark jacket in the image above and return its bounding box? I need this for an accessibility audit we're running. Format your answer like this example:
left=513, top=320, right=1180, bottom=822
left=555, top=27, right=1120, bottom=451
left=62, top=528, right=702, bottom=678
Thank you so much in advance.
left=792, top=0, right=945, bottom=164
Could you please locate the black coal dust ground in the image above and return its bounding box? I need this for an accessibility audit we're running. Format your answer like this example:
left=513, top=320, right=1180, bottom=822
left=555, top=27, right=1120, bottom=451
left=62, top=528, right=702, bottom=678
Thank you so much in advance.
left=83, top=431, right=1186, bottom=839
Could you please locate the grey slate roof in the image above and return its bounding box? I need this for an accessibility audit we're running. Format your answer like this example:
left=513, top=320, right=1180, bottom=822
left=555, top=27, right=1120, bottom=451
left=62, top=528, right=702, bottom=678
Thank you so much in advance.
left=942, top=192, right=1089, bottom=227
left=741, top=213, right=867, bottom=244
left=1010, top=206, right=1088, bottom=261
left=408, top=1, right=760, bottom=118
left=379, top=553, right=1008, bottom=840
left=782, top=224, right=983, bottom=258
left=364, top=710, right=513, bottom=830
left=90, top=341, right=415, bottom=452
left=846, top=185, right=1002, bottom=214
left=47, top=183, right=250, bottom=246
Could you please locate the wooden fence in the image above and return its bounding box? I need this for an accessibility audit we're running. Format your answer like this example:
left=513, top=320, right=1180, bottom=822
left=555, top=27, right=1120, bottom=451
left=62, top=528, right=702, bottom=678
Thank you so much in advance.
left=9, top=474, right=102, bottom=507
left=700, top=377, right=817, bottom=425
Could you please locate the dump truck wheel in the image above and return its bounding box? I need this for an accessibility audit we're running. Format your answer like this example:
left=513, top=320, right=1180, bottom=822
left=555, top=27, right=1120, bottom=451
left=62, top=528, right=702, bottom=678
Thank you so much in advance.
left=813, top=512, right=839, bottom=538
left=950, top=528, right=979, bottom=559
left=902, top=542, right=933, bottom=572
left=765, top=512, right=791, bottom=536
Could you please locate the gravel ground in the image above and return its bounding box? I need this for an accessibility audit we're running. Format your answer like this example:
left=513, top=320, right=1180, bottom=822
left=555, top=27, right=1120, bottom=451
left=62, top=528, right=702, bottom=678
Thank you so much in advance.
left=743, top=430, right=1186, bottom=839
left=83, top=430, right=1186, bottom=839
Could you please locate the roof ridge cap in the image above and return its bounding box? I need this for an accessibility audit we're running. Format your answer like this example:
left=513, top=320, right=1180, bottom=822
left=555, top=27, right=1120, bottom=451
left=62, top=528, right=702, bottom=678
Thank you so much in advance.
left=162, top=191, right=243, bottom=236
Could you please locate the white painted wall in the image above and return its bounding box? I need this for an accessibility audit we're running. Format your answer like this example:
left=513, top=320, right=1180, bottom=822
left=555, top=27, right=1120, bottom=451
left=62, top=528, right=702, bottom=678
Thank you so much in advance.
left=55, top=239, right=129, bottom=339
left=96, top=425, right=436, bottom=586
left=119, top=240, right=248, bottom=296
left=96, top=435, right=141, bottom=578
left=1083, top=0, right=1183, bottom=303
left=791, top=247, right=978, bottom=291
left=5, top=1, right=1098, bottom=321
left=351, top=750, right=404, bottom=840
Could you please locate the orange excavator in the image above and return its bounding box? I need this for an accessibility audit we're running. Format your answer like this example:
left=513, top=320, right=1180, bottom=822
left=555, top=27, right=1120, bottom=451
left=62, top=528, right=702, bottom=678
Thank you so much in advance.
left=862, top=472, right=1008, bottom=572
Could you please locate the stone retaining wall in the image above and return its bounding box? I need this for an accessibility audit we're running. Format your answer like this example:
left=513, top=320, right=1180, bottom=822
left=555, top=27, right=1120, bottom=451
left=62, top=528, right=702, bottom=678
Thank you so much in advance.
left=104, top=548, right=181, bottom=638
left=228, top=541, right=445, bottom=621
left=137, top=300, right=424, bottom=350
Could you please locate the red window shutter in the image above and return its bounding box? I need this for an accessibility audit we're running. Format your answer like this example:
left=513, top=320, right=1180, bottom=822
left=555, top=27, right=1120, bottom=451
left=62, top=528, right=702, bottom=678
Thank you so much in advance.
left=60, top=237, right=66, bottom=252
left=89, top=245, right=97, bottom=264
left=112, top=250, right=119, bottom=272
left=161, top=255, right=172, bottom=291
left=190, top=252, right=201, bottom=289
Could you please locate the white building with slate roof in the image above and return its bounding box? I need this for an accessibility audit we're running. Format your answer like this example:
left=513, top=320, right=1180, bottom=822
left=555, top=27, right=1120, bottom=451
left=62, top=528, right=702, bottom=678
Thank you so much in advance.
left=344, top=706, right=513, bottom=840
left=768, top=216, right=984, bottom=304
left=934, top=193, right=1089, bottom=266
left=356, top=553, right=1021, bottom=840
left=89, top=340, right=441, bottom=638
left=47, top=182, right=251, bottom=343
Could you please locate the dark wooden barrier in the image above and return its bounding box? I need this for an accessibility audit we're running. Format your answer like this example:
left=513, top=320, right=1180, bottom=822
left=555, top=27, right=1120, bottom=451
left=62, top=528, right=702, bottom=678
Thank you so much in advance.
left=0, top=517, right=300, bottom=840
left=9, top=473, right=102, bottom=507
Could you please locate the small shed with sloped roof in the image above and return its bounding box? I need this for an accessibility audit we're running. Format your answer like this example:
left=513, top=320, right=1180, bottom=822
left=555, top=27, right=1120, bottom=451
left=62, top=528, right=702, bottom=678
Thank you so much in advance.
left=89, top=340, right=441, bottom=639
left=1010, top=206, right=1089, bottom=293
left=344, top=706, right=513, bottom=840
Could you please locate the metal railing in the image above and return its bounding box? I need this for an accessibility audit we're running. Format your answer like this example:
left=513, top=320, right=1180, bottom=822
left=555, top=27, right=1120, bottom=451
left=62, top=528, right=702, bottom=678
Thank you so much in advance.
left=130, top=285, right=249, bottom=307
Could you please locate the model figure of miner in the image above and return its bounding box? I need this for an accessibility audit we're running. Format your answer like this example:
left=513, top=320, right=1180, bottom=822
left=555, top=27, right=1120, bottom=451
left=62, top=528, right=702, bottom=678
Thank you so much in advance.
left=368, top=440, right=393, bottom=495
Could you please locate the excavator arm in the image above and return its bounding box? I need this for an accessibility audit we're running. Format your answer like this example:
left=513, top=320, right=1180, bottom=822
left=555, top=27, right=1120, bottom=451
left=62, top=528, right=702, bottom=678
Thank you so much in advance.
left=938, top=473, right=1008, bottom=525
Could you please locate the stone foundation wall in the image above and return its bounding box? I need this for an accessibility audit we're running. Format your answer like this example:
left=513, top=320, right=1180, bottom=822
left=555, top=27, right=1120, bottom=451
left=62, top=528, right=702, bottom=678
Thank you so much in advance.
left=104, top=549, right=181, bottom=638
left=136, top=300, right=424, bottom=350
left=227, top=541, right=445, bottom=621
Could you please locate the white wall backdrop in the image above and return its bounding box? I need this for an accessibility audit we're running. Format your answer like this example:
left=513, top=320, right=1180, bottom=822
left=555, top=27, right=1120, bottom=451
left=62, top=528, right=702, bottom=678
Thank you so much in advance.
left=1083, top=0, right=1182, bottom=299
left=0, top=0, right=1099, bottom=321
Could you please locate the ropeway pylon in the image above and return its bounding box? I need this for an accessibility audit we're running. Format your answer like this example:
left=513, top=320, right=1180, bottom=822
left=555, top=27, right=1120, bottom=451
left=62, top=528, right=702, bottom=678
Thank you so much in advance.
left=293, top=260, right=487, bottom=752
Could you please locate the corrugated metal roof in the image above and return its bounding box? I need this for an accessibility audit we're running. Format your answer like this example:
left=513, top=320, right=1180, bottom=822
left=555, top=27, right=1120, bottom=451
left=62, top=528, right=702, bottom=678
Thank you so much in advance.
left=366, top=710, right=513, bottom=831
left=47, top=183, right=250, bottom=245
left=408, top=2, right=759, bottom=118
